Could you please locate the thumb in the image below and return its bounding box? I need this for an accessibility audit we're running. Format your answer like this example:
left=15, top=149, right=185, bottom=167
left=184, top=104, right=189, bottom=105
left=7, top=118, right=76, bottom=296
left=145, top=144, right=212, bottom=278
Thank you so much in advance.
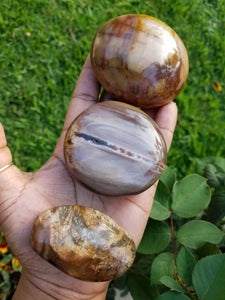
left=0, top=124, right=30, bottom=255
left=0, top=122, right=12, bottom=171
left=0, top=123, right=25, bottom=200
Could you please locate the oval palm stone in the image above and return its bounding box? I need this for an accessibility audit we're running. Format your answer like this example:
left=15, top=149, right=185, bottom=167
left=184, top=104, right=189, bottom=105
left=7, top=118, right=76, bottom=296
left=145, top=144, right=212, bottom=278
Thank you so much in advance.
left=64, top=101, right=167, bottom=196
left=30, top=205, right=136, bottom=282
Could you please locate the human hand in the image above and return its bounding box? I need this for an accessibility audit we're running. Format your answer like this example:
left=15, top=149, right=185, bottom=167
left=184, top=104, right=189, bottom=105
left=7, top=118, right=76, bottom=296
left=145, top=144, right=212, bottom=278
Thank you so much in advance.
left=0, top=55, right=177, bottom=300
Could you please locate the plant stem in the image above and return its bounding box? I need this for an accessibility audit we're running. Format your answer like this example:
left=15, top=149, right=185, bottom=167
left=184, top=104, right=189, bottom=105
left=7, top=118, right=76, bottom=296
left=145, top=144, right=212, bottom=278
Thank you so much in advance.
left=170, top=211, right=199, bottom=300
left=170, top=210, right=177, bottom=260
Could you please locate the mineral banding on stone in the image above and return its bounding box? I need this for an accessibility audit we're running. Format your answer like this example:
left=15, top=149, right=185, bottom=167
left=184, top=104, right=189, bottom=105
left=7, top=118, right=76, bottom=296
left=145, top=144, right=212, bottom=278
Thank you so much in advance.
left=64, top=101, right=167, bottom=196
left=30, top=205, right=136, bottom=282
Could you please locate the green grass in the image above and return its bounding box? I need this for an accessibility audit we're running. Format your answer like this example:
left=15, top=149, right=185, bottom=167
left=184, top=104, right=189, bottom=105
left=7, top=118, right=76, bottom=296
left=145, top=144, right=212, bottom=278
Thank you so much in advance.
left=0, top=0, right=224, bottom=298
left=0, top=0, right=224, bottom=176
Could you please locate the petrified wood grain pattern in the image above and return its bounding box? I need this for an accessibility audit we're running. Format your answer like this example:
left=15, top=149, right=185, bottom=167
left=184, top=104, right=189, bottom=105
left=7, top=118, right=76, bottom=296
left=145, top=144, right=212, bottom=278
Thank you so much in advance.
left=64, top=101, right=167, bottom=196
left=91, top=14, right=189, bottom=108
left=30, top=205, right=136, bottom=282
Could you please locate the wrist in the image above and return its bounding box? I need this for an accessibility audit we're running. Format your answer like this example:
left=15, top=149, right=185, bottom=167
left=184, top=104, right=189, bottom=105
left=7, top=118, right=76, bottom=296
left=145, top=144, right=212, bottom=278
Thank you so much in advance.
left=13, top=271, right=109, bottom=300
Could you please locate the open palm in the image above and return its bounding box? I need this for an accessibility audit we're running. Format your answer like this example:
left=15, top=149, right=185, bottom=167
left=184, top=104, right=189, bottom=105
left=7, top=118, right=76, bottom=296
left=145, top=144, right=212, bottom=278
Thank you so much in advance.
left=0, top=55, right=177, bottom=300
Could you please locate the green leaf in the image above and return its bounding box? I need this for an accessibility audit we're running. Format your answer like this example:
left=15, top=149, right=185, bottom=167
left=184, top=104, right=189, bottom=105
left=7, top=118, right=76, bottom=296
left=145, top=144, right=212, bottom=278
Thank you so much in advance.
left=217, top=173, right=225, bottom=186
left=196, top=243, right=221, bottom=259
left=150, top=200, right=170, bottom=221
left=204, top=164, right=223, bottom=188
left=192, top=254, right=225, bottom=300
left=154, top=180, right=173, bottom=209
left=0, top=253, right=13, bottom=265
left=156, top=291, right=191, bottom=300
left=134, top=254, right=153, bottom=276
left=177, top=247, right=196, bottom=286
left=110, top=273, right=127, bottom=290
left=177, top=220, right=224, bottom=249
left=1, top=268, right=10, bottom=282
left=0, top=269, right=11, bottom=294
left=206, top=189, right=225, bottom=223
left=128, top=273, right=158, bottom=300
left=106, top=287, right=116, bottom=300
left=159, top=276, right=184, bottom=293
left=151, top=252, right=175, bottom=285
left=197, top=157, right=225, bottom=174
left=172, top=174, right=211, bottom=217
left=137, top=219, right=171, bottom=254
left=159, top=166, right=176, bottom=192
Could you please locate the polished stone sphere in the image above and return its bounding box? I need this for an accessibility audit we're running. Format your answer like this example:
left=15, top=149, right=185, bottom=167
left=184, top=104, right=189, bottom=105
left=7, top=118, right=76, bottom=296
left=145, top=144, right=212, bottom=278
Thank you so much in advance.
left=91, top=14, right=189, bottom=108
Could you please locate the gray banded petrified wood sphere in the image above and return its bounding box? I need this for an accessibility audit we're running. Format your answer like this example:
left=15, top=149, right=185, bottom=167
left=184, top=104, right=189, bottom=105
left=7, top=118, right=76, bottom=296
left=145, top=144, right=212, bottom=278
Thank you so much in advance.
left=64, top=101, right=167, bottom=196
left=30, top=205, right=136, bottom=282
left=91, top=14, right=189, bottom=108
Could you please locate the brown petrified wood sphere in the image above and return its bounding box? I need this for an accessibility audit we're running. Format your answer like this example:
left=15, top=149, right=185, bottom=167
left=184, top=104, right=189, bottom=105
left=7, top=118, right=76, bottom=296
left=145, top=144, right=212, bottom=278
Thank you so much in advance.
left=64, top=101, right=167, bottom=196
left=91, top=14, right=189, bottom=108
left=30, top=205, right=136, bottom=282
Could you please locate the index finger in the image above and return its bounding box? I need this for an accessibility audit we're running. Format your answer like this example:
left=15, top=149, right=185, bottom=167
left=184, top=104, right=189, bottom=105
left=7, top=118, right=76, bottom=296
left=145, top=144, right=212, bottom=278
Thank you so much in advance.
left=53, top=55, right=101, bottom=160
left=154, top=102, right=178, bottom=151
left=63, top=54, right=101, bottom=131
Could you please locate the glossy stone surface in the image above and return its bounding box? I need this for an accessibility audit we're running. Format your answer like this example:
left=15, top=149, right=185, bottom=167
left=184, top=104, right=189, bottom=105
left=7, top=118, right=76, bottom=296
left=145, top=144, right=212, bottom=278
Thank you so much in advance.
left=64, top=101, right=167, bottom=196
left=30, top=205, right=136, bottom=282
left=91, top=14, right=189, bottom=108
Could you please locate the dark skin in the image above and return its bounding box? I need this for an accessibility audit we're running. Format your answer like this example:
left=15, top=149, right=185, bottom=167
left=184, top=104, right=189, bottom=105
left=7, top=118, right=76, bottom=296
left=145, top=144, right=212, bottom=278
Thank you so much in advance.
left=0, top=55, right=177, bottom=300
